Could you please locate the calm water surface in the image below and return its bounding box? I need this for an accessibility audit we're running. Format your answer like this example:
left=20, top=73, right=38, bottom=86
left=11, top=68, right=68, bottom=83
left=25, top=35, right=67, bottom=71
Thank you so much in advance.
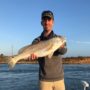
left=0, top=64, right=90, bottom=90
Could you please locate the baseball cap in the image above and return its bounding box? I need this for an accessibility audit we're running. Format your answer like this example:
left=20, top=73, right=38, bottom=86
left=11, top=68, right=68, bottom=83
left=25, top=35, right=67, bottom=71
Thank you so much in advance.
left=41, top=10, right=54, bottom=20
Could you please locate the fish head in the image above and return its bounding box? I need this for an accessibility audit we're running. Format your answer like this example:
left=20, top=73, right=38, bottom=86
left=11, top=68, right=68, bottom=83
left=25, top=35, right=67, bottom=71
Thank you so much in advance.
left=53, top=36, right=66, bottom=47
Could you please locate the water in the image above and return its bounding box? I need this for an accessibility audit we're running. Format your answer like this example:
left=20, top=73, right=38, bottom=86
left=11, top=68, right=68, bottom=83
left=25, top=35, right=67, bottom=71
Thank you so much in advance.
left=64, top=64, right=90, bottom=90
left=0, top=64, right=90, bottom=90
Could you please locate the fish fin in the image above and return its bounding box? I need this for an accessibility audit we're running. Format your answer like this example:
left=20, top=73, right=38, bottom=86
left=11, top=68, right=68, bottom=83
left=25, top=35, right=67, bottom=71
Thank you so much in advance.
left=18, top=44, right=31, bottom=54
left=47, top=52, right=54, bottom=59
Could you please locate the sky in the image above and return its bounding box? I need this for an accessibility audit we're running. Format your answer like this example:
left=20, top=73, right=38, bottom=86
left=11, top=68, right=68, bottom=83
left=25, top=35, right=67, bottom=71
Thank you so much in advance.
left=0, top=0, right=90, bottom=57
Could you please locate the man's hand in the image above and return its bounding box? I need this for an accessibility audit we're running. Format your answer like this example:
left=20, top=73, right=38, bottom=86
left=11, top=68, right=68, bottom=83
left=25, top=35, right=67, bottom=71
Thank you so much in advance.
left=28, top=53, right=38, bottom=61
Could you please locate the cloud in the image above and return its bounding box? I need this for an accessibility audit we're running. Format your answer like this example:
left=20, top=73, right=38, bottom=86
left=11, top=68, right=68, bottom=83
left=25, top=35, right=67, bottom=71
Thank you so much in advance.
left=69, top=40, right=90, bottom=44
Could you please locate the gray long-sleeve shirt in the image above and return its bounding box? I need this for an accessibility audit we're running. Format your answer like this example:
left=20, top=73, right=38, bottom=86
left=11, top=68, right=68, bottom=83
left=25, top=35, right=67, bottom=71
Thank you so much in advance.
left=32, top=31, right=67, bottom=81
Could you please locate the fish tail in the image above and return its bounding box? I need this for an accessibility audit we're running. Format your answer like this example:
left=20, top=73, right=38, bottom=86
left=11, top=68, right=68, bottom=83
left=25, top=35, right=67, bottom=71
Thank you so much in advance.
left=8, top=58, right=16, bottom=69
left=5, top=57, right=16, bottom=69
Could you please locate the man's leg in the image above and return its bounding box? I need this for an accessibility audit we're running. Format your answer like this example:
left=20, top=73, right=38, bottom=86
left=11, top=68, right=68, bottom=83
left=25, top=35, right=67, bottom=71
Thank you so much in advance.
left=39, top=81, right=53, bottom=90
left=54, top=79, right=65, bottom=90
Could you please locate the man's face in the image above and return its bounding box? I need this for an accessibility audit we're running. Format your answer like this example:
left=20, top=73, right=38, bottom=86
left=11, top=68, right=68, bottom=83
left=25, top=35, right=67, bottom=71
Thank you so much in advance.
left=41, top=17, right=54, bottom=32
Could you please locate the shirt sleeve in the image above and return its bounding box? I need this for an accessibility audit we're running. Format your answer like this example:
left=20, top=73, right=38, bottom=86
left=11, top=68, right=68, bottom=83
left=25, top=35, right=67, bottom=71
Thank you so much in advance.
left=32, top=37, right=40, bottom=45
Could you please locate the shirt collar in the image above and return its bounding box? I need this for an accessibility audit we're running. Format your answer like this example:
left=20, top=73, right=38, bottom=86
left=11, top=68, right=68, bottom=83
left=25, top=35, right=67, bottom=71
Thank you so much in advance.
left=40, top=30, right=55, bottom=40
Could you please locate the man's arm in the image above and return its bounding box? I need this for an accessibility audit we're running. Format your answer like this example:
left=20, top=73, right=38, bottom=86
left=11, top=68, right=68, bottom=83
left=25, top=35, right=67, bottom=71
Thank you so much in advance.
left=32, top=37, right=40, bottom=45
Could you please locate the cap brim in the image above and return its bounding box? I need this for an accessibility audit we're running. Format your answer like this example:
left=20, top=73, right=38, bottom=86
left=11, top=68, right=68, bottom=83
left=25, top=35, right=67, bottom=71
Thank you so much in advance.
left=42, top=15, right=53, bottom=19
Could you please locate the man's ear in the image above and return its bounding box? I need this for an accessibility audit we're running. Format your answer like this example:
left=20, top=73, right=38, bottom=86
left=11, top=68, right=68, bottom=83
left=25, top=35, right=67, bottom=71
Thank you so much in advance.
left=41, top=21, right=43, bottom=26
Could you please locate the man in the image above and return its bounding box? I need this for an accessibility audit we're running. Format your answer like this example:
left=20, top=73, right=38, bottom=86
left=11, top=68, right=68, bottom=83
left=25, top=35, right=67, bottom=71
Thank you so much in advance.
left=30, top=10, right=67, bottom=90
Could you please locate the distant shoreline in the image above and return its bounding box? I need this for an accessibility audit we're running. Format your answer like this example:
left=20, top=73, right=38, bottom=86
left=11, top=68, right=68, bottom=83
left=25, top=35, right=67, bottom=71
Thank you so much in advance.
left=0, top=56, right=90, bottom=64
